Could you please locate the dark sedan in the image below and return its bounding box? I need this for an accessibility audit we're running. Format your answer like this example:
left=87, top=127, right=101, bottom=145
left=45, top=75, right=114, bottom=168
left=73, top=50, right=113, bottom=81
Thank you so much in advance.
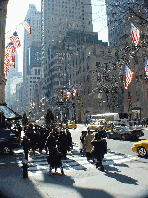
left=0, top=129, right=21, bottom=154
left=106, top=125, right=144, bottom=140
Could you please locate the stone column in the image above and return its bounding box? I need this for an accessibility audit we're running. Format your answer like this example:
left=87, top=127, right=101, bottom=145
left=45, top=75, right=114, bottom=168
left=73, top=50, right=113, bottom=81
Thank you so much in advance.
left=0, top=0, right=8, bottom=103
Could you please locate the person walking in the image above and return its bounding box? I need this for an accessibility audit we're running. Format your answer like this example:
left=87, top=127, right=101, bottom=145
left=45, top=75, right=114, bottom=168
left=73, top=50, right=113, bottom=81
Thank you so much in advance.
left=66, top=129, right=72, bottom=151
left=84, top=129, right=95, bottom=160
left=91, top=130, right=107, bottom=171
left=142, top=118, right=145, bottom=127
left=80, top=131, right=87, bottom=156
left=58, top=130, right=68, bottom=159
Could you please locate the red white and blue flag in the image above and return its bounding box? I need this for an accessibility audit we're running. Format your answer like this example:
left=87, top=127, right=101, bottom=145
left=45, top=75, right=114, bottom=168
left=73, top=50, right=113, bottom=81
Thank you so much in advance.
left=22, top=19, right=32, bottom=35
left=145, top=57, right=148, bottom=79
left=124, top=65, right=133, bottom=90
left=9, top=31, right=21, bottom=50
left=72, top=88, right=77, bottom=97
left=131, top=23, right=140, bottom=46
left=66, top=91, right=71, bottom=102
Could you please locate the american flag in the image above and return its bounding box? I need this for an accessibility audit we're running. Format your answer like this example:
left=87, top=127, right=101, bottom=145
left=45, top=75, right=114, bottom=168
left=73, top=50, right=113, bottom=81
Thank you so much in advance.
left=124, top=65, right=133, bottom=90
left=145, top=57, right=148, bottom=80
left=9, top=31, right=21, bottom=50
left=4, top=42, right=15, bottom=67
left=6, top=42, right=15, bottom=57
left=22, top=19, right=32, bottom=35
left=39, top=98, right=43, bottom=104
left=66, top=91, right=71, bottom=102
left=131, top=23, right=140, bottom=46
left=72, top=88, right=77, bottom=97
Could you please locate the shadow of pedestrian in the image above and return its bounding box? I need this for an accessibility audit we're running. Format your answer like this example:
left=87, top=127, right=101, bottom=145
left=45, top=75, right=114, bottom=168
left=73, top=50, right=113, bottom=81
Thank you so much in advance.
left=104, top=166, right=138, bottom=185
left=41, top=172, right=115, bottom=198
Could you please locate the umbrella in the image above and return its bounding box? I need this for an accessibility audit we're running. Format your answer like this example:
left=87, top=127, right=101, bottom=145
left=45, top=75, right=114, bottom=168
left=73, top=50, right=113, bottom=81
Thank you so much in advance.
left=0, top=104, right=22, bottom=120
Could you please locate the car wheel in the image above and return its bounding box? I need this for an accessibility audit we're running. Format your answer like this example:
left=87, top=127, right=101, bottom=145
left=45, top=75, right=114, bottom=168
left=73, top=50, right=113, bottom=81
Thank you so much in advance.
left=137, top=146, right=147, bottom=157
left=3, top=147, right=11, bottom=154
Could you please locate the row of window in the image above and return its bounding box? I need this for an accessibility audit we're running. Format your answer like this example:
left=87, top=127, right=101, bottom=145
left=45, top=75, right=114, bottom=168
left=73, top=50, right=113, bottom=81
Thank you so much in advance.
left=48, top=0, right=81, bottom=4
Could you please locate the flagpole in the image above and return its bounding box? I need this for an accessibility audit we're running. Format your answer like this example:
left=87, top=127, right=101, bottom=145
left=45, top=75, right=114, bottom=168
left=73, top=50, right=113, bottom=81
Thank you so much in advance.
left=5, top=21, right=24, bottom=37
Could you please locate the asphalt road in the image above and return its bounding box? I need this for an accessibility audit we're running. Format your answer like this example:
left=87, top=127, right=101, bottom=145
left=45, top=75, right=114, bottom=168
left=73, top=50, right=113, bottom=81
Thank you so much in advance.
left=69, top=125, right=148, bottom=162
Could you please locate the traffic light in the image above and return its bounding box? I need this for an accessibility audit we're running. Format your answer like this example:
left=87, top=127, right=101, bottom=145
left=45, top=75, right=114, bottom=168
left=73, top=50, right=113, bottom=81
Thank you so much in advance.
left=63, top=91, right=67, bottom=98
left=60, top=90, right=63, bottom=99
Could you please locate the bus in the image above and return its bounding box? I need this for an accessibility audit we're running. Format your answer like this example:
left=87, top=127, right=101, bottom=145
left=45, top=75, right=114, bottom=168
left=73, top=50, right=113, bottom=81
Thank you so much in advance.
left=90, top=113, right=128, bottom=125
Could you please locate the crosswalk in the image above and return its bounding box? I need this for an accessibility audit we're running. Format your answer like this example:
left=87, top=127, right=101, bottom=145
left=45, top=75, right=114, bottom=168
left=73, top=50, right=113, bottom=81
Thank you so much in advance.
left=13, top=143, right=138, bottom=176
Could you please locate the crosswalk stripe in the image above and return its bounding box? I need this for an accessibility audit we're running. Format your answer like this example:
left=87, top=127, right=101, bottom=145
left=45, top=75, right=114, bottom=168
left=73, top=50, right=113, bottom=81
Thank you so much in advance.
left=14, top=146, right=139, bottom=174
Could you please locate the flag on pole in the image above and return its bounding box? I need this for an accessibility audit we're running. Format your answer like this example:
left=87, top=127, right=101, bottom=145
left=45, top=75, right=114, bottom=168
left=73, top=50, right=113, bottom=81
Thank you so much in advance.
left=145, top=57, right=148, bottom=82
left=124, top=65, right=133, bottom=90
left=66, top=92, right=71, bottom=102
left=72, top=88, right=77, bottom=97
left=39, top=98, right=43, bottom=104
left=131, top=23, right=140, bottom=46
left=22, top=19, right=32, bottom=35
left=9, top=31, right=21, bottom=50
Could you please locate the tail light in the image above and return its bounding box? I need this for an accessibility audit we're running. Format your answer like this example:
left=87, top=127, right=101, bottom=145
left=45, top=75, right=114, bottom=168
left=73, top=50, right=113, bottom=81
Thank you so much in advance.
left=130, top=132, right=132, bottom=135
left=141, top=131, right=144, bottom=134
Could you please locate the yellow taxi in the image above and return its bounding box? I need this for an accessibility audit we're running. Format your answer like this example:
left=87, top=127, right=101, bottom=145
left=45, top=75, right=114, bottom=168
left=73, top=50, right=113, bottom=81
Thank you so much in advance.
left=87, top=120, right=111, bottom=131
left=62, top=121, right=77, bottom=129
left=131, top=139, right=148, bottom=157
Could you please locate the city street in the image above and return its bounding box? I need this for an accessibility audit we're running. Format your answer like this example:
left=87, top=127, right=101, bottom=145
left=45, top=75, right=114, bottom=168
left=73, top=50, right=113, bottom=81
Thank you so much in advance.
left=0, top=124, right=147, bottom=198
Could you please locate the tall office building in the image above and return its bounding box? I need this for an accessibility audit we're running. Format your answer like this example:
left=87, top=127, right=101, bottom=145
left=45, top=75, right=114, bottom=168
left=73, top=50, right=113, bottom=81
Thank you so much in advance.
left=41, top=0, right=93, bottom=81
left=23, top=4, right=42, bottom=110
left=23, top=4, right=41, bottom=82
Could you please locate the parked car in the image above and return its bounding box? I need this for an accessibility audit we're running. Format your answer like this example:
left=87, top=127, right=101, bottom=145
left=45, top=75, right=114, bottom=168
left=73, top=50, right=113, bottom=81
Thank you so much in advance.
left=106, top=125, right=144, bottom=140
left=0, top=129, right=21, bottom=154
left=131, top=139, right=148, bottom=157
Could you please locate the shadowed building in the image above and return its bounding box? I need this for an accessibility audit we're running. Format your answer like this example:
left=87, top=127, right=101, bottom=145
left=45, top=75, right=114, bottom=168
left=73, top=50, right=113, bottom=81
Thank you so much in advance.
left=0, top=0, right=9, bottom=103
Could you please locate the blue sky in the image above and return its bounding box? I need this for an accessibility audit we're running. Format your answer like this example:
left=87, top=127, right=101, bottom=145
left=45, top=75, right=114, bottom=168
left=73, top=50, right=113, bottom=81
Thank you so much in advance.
left=6, top=0, right=108, bottom=73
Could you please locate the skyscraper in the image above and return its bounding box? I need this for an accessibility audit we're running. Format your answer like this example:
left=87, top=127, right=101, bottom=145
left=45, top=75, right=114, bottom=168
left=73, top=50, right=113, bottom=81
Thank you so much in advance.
left=41, top=0, right=93, bottom=79
left=23, top=4, right=41, bottom=82
left=23, top=4, right=42, bottom=110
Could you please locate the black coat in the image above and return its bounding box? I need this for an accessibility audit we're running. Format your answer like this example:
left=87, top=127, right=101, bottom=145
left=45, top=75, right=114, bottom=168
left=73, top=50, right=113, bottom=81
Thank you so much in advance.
left=91, top=139, right=107, bottom=158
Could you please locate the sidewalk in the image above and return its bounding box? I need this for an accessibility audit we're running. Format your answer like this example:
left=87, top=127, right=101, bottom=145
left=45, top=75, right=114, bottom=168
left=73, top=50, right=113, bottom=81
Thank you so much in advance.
left=0, top=154, right=47, bottom=198
left=0, top=150, right=148, bottom=198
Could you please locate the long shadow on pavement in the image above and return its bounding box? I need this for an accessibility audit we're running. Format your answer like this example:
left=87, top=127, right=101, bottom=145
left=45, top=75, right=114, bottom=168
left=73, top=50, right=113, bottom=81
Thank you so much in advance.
left=0, top=153, right=45, bottom=198
left=41, top=171, right=115, bottom=198
left=104, top=165, right=138, bottom=185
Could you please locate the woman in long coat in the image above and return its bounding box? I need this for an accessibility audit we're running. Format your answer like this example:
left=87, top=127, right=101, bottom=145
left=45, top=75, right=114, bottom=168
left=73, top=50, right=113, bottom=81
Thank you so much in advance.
left=84, top=130, right=95, bottom=159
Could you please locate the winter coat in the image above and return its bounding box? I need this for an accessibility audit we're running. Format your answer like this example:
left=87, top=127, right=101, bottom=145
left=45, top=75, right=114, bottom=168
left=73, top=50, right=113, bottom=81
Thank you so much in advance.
left=84, top=133, right=95, bottom=153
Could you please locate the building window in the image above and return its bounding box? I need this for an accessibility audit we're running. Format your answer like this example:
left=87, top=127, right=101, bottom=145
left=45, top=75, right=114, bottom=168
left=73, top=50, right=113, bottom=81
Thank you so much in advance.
left=96, top=62, right=100, bottom=68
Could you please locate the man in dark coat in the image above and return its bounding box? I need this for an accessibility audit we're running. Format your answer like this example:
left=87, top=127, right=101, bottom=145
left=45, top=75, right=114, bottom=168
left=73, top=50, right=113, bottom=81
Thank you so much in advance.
left=58, top=130, right=68, bottom=159
left=91, top=130, right=107, bottom=171
left=47, top=147, right=63, bottom=174
left=66, top=129, right=72, bottom=151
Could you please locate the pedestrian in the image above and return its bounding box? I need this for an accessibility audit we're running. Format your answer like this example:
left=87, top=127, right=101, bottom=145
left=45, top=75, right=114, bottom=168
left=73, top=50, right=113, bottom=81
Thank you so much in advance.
left=84, top=129, right=95, bottom=160
left=66, top=129, right=72, bottom=151
left=146, top=118, right=148, bottom=128
left=58, top=130, right=68, bottom=159
left=46, top=131, right=57, bottom=154
left=142, top=118, right=145, bottom=127
left=47, top=146, right=64, bottom=174
left=29, top=131, right=36, bottom=155
left=80, top=131, right=87, bottom=156
left=91, top=130, right=107, bottom=171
